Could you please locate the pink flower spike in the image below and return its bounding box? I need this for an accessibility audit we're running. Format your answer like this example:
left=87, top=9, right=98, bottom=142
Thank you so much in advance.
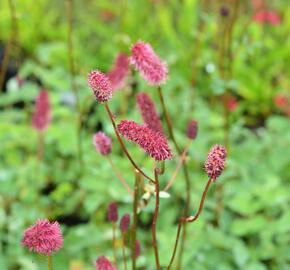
left=95, top=256, right=116, bottom=270
left=108, top=202, right=118, bottom=223
left=187, top=120, right=198, bottom=140
left=117, top=120, right=172, bottom=161
left=22, top=219, right=63, bottom=256
left=32, top=89, right=51, bottom=132
left=135, top=240, right=141, bottom=258
left=130, top=41, right=168, bottom=85
left=120, top=213, right=130, bottom=233
left=107, top=53, right=130, bottom=92
left=93, top=132, right=112, bottom=156
left=88, top=70, right=112, bottom=103
left=136, top=92, right=163, bottom=133
left=205, top=145, right=227, bottom=181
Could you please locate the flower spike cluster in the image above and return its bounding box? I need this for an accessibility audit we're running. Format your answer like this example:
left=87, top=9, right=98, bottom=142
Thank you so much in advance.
left=136, top=92, right=163, bottom=133
left=32, top=89, right=51, bottom=132
left=117, top=120, right=172, bottom=161
left=88, top=70, right=113, bottom=102
left=22, top=219, right=63, bottom=256
left=130, top=41, right=168, bottom=85
left=93, top=132, right=112, bottom=156
left=107, top=53, right=130, bottom=92
left=205, top=145, right=227, bottom=181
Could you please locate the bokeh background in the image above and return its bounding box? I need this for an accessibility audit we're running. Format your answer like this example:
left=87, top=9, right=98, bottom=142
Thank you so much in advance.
left=0, top=0, right=290, bottom=269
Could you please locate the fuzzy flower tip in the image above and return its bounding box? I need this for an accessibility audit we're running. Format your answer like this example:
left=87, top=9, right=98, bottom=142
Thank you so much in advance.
left=107, top=53, right=130, bottom=92
left=187, top=120, right=198, bottom=140
left=88, top=70, right=112, bottom=103
left=136, top=92, right=163, bottom=133
left=136, top=240, right=141, bottom=258
left=205, top=145, right=227, bottom=181
left=22, top=219, right=63, bottom=256
left=93, top=132, right=112, bottom=156
left=130, top=41, right=168, bottom=85
left=95, top=256, right=116, bottom=270
left=117, top=120, right=172, bottom=161
left=120, top=213, right=130, bottom=233
left=108, top=202, right=118, bottom=223
left=32, top=89, right=51, bottom=132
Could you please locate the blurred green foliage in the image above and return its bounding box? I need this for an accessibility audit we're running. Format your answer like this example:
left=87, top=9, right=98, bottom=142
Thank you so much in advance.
left=0, top=0, right=290, bottom=269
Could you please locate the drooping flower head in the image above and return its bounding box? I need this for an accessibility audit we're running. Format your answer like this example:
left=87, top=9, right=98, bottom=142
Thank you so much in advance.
left=95, top=256, right=116, bottom=270
left=120, top=213, right=130, bottom=233
left=117, top=120, right=172, bottom=161
left=187, top=120, right=198, bottom=140
left=93, top=132, right=112, bottom=156
left=32, top=89, right=51, bottom=132
left=130, top=41, right=168, bottom=85
left=136, top=92, right=163, bottom=133
left=22, top=219, right=63, bottom=256
left=88, top=70, right=112, bottom=102
left=205, top=145, right=227, bottom=181
left=107, top=202, right=118, bottom=223
left=107, top=53, right=130, bottom=92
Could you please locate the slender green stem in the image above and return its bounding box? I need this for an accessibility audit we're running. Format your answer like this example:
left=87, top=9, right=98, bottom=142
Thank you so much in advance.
left=104, top=103, right=155, bottom=183
left=121, top=233, right=127, bottom=270
left=152, top=168, right=161, bottom=269
left=112, top=222, right=117, bottom=265
left=37, top=131, right=44, bottom=161
left=47, top=255, right=52, bottom=270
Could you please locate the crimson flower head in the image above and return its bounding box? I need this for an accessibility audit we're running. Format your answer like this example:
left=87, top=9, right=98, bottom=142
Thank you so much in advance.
left=253, top=10, right=281, bottom=25
left=120, top=213, right=130, bottom=233
left=205, top=145, right=227, bottom=181
left=107, top=53, right=130, bottom=92
left=32, top=89, right=51, bottom=132
left=95, top=256, right=116, bottom=270
left=274, top=94, right=288, bottom=108
left=108, top=202, right=118, bottom=223
left=187, top=120, right=198, bottom=140
left=130, top=41, right=168, bottom=85
left=22, top=219, right=63, bottom=256
left=117, top=120, right=172, bottom=161
left=93, top=132, right=112, bottom=156
left=226, top=96, right=239, bottom=112
left=88, top=70, right=112, bottom=102
left=136, top=92, right=163, bottom=133
left=135, top=240, right=141, bottom=258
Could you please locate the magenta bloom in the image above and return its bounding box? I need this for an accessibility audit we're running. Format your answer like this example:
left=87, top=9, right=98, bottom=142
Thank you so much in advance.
left=93, top=132, right=112, bottom=156
left=88, top=70, right=112, bottom=102
left=226, top=96, right=239, bottom=112
left=32, top=89, right=51, bottom=132
left=205, top=145, right=227, bottom=181
left=120, top=213, right=130, bottom=233
left=107, top=53, right=130, bottom=92
left=108, top=202, right=118, bottom=223
left=130, top=41, right=168, bottom=85
left=136, top=92, right=163, bottom=133
left=135, top=240, right=141, bottom=258
left=22, top=219, right=63, bottom=256
left=187, top=120, right=198, bottom=140
left=253, top=10, right=281, bottom=25
left=95, top=256, right=116, bottom=270
left=117, top=120, right=172, bottom=161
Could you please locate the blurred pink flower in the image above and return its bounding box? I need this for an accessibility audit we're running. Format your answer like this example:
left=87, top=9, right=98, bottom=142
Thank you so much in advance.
left=117, top=120, right=172, bottom=161
left=32, top=89, right=51, bottom=132
left=130, top=41, right=168, bottom=85
left=108, top=202, right=118, bottom=223
left=226, top=96, right=239, bottom=112
left=205, top=145, right=227, bottom=181
left=93, top=132, right=112, bottom=156
left=274, top=94, right=288, bottom=108
left=136, top=92, right=163, bottom=133
left=187, top=120, right=198, bottom=140
left=135, top=240, right=141, bottom=258
left=22, top=219, right=63, bottom=256
left=88, top=70, right=112, bottom=102
left=253, top=10, right=281, bottom=25
left=95, top=256, right=116, bottom=270
left=107, top=53, right=130, bottom=92
left=120, top=213, right=130, bottom=233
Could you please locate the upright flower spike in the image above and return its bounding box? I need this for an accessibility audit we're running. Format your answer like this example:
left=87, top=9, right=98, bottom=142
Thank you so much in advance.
left=136, top=92, right=163, bottom=133
left=205, top=145, right=227, bottom=181
left=187, top=120, right=198, bottom=140
left=93, top=132, right=112, bottom=156
left=135, top=240, right=141, bottom=258
left=22, top=219, right=63, bottom=256
left=120, top=213, right=130, bottom=233
left=32, top=89, right=51, bottom=132
left=88, top=70, right=113, bottom=102
left=95, top=256, right=116, bottom=270
left=130, top=41, right=168, bottom=85
left=117, top=120, right=172, bottom=161
left=108, top=202, right=118, bottom=223
left=107, top=53, right=130, bottom=92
